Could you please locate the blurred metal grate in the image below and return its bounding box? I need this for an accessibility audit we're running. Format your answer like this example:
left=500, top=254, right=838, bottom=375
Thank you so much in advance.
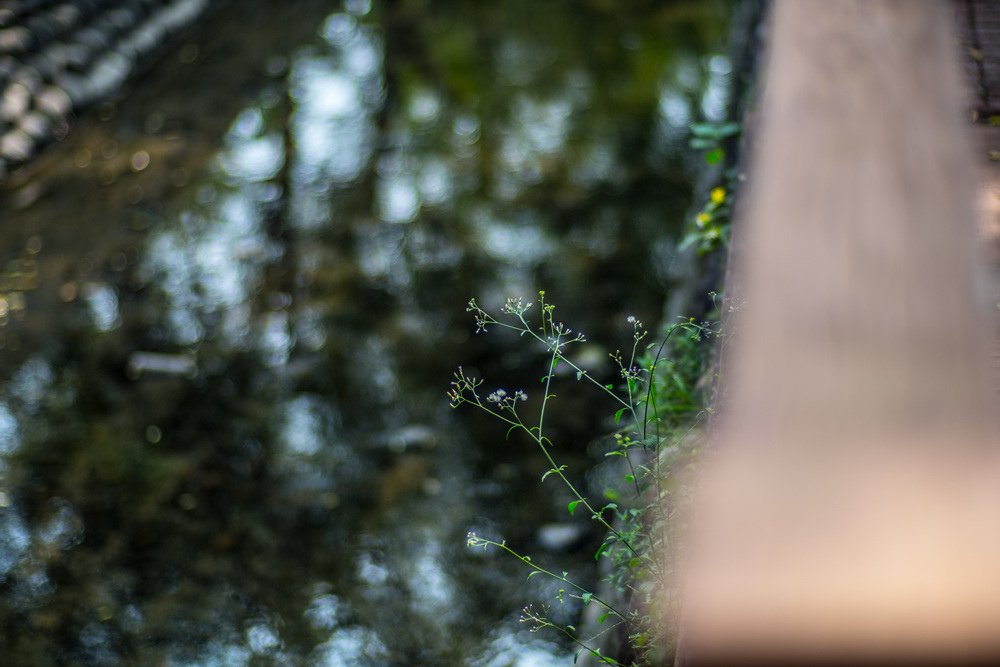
left=0, top=0, right=208, bottom=180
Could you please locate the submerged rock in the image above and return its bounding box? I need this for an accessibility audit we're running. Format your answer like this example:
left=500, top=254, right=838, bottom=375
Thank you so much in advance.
left=536, top=522, right=588, bottom=552
left=381, top=423, right=439, bottom=453
left=126, top=351, right=197, bottom=378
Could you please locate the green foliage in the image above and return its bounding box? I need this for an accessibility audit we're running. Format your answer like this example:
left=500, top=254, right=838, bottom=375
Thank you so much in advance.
left=688, top=121, right=740, bottom=153
left=449, top=292, right=719, bottom=664
left=680, top=121, right=743, bottom=255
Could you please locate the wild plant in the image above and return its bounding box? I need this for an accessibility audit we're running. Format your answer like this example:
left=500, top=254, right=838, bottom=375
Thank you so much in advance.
left=449, top=292, right=717, bottom=665
left=681, top=121, right=742, bottom=254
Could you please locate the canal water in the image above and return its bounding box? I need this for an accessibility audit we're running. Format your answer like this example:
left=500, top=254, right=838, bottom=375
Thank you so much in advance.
left=0, top=1, right=730, bottom=664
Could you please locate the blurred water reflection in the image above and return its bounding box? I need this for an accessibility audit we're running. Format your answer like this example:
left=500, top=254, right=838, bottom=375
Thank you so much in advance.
left=0, top=0, right=729, bottom=664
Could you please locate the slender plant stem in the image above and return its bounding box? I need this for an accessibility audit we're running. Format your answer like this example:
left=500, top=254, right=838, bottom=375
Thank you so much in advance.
left=483, top=538, right=631, bottom=623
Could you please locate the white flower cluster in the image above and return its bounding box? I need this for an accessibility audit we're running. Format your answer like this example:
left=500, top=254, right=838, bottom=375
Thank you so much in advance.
left=501, top=297, right=530, bottom=315
left=627, top=315, right=646, bottom=340
left=486, top=388, right=528, bottom=407
left=621, top=365, right=642, bottom=381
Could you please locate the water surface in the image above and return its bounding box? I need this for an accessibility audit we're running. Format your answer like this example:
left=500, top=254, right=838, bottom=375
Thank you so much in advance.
left=0, top=1, right=730, bottom=664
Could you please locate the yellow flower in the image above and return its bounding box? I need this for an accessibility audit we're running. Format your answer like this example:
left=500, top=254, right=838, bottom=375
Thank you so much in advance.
left=710, top=186, right=726, bottom=204
left=696, top=212, right=711, bottom=228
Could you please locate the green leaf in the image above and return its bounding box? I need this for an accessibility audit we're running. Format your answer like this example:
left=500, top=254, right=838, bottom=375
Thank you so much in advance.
left=576, top=370, right=583, bottom=380
left=567, top=500, right=582, bottom=516
left=605, top=384, right=613, bottom=391
left=691, top=122, right=740, bottom=139
left=594, top=542, right=608, bottom=561
left=678, top=233, right=698, bottom=251
left=541, top=465, right=566, bottom=482
left=688, top=136, right=717, bottom=149
left=598, top=612, right=610, bottom=624
left=689, top=123, right=718, bottom=138
left=705, top=148, right=724, bottom=164
left=614, top=407, right=626, bottom=425
left=717, top=122, right=741, bottom=136
left=581, top=592, right=593, bottom=605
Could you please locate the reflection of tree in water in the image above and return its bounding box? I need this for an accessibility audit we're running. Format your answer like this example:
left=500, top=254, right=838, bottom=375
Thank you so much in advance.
left=0, top=0, right=730, bottom=663
left=0, top=341, right=326, bottom=662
